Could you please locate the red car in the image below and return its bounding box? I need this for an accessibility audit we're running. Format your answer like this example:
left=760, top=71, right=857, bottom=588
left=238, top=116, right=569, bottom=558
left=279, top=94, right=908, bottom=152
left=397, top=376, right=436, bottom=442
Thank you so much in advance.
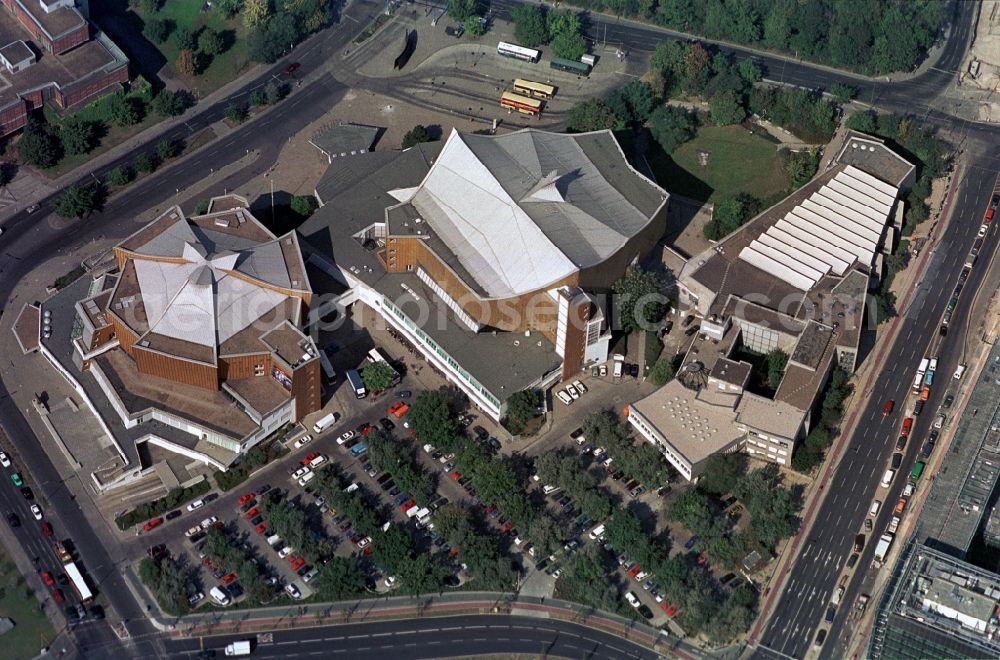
left=363, top=546, right=372, bottom=556
left=143, top=517, right=163, bottom=531
left=450, top=471, right=462, bottom=481
left=255, top=522, right=268, bottom=534
left=51, top=588, right=64, bottom=605
left=40, top=571, right=54, bottom=586
left=399, top=499, right=415, bottom=512
left=222, top=572, right=238, bottom=585
left=238, top=492, right=255, bottom=506
left=883, top=400, right=894, bottom=417
left=302, top=453, right=319, bottom=466
left=697, top=551, right=709, bottom=566
left=448, top=547, right=459, bottom=558
left=901, top=417, right=914, bottom=437
left=660, top=602, right=678, bottom=616
left=986, top=208, right=995, bottom=222
left=359, top=424, right=373, bottom=436
left=290, top=557, right=306, bottom=571
left=245, top=507, right=261, bottom=520
left=500, top=521, right=514, bottom=533
left=628, top=564, right=641, bottom=578
left=40, top=522, right=53, bottom=537
left=284, top=62, right=300, bottom=76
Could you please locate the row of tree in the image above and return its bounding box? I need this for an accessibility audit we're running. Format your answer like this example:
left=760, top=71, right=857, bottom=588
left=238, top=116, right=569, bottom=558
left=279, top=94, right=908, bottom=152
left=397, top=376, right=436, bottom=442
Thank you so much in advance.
left=366, top=429, right=437, bottom=506
left=138, top=555, right=194, bottom=615
left=554, top=0, right=943, bottom=75
left=510, top=4, right=588, bottom=61
left=581, top=410, right=670, bottom=487
left=434, top=504, right=520, bottom=591
left=202, top=525, right=274, bottom=605
left=790, top=367, right=853, bottom=473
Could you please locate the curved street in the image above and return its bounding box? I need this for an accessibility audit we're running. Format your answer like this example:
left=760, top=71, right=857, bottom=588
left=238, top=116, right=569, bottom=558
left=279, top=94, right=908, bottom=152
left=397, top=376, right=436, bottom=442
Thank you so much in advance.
left=0, top=1, right=996, bottom=658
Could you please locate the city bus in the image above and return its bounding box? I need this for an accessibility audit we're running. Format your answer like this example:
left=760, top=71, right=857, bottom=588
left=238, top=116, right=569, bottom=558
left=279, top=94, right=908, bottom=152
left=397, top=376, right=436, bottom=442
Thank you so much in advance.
left=319, top=351, right=336, bottom=387
left=550, top=56, right=591, bottom=76
left=367, top=348, right=402, bottom=385
left=497, top=41, right=540, bottom=63
left=64, top=561, right=93, bottom=603
left=512, top=79, right=555, bottom=100
left=500, top=92, right=542, bottom=116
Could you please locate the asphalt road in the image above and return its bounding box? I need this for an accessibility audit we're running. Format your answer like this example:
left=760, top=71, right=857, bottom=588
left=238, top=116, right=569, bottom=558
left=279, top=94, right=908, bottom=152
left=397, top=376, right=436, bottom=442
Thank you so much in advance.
left=163, top=614, right=664, bottom=659
left=0, top=1, right=993, bottom=657
left=754, top=154, right=1000, bottom=659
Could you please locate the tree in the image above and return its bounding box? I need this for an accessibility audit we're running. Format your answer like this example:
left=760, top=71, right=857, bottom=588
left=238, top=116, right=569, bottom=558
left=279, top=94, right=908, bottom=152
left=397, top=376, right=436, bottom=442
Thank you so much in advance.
left=264, top=80, right=288, bottom=104
left=176, top=48, right=196, bottom=76
left=613, top=266, right=666, bottom=333
left=648, top=105, right=697, bottom=154
left=567, top=99, right=618, bottom=133
left=766, top=349, right=789, bottom=390
left=151, top=89, right=188, bottom=117
left=54, top=184, right=98, bottom=219
left=408, top=390, right=459, bottom=452
left=709, top=89, right=746, bottom=125
left=464, top=16, right=484, bottom=37
left=249, top=88, right=267, bottom=106
left=697, top=453, right=744, bottom=496
left=291, top=195, right=317, bottom=217
left=648, top=357, right=676, bottom=386
left=402, top=124, right=432, bottom=149
left=173, top=26, right=196, bottom=51
left=59, top=117, right=97, bottom=156
left=243, top=0, right=271, bottom=29
left=134, top=0, right=164, bottom=12
left=704, top=193, right=760, bottom=240
left=156, top=139, right=179, bottom=161
left=830, top=82, right=857, bottom=103
left=605, top=80, right=655, bottom=127
left=225, top=103, right=247, bottom=123
left=548, top=10, right=586, bottom=61
left=502, top=389, right=538, bottom=435
left=18, top=120, right=61, bottom=168
left=143, top=17, right=171, bottom=43
left=133, top=153, right=155, bottom=174
left=313, top=557, right=366, bottom=600
left=216, top=0, right=245, bottom=18
left=737, top=58, right=763, bottom=83
left=512, top=4, right=548, bottom=47
left=669, top=489, right=726, bottom=539
left=108, top=165, right=133, bottom=187
left=248, top=13, right=300, bottom=63
left=447, top=0, right=478, bottom=22
left=361, top=361, right=396, bottom=393
left=198, top=27, right=225, bottom=56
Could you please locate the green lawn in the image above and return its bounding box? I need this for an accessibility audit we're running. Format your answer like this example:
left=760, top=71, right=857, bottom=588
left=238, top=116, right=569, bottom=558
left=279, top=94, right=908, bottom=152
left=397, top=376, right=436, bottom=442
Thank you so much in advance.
left=647, top=124, right=790, bottom=204
left=138, top=0, right=251, bottom=95
left=0, top=547, right=56, bottom=658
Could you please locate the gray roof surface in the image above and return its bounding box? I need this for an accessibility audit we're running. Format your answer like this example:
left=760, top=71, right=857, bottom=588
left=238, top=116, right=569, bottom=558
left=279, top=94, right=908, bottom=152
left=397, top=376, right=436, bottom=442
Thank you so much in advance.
left=367, top=270, right=562, bottom=398
left=234, top=239, right=292, bottom=289
left=310, top=122, right=379, bottom=158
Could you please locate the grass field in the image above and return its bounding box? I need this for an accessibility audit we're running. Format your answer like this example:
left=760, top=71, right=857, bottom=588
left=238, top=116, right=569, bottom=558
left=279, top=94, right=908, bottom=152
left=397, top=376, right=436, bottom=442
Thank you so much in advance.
left=0, top=546, right=55, bottom=658
left=138, top=0, right=250, bottom=95
left=647, top=124, right=790, bottom=204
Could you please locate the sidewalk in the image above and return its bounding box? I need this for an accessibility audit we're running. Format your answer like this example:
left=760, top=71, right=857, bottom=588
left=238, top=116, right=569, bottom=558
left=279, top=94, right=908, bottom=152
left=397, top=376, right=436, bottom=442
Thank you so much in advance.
left=748, top=157, right=966, bottom=646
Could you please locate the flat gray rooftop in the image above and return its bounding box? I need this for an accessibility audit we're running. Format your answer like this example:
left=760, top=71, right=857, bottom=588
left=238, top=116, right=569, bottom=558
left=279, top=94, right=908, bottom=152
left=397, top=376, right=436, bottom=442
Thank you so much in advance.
left=917, top=342, right=1000, bottom=557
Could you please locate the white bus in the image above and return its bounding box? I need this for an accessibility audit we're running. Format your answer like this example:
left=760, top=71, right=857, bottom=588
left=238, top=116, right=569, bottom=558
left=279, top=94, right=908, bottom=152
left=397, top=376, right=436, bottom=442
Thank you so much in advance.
left=497, top=41, right=540, bottom=63
left=64, top=561, right=93, bottom=603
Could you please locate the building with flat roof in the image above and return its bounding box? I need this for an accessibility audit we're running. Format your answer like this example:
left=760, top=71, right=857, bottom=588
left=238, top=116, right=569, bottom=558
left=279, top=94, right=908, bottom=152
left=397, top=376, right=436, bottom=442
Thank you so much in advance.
left=0, top=0, right=129, bottom=136
left=37, top=196, right=321, bottom=471
left=300, top=128, right=669, bottom=421
left=628, top=134, right=912, bottom=479
left=869, top=542, right=1000, bottom=659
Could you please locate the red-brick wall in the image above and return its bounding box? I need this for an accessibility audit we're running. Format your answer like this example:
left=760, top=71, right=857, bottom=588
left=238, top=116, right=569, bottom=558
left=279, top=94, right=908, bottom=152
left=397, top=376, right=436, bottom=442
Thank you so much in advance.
left=57, top=65, right=128, bottom=108
left=51, top=23, right=88, bottom=55
left=0, top=101, right=29, bottom=137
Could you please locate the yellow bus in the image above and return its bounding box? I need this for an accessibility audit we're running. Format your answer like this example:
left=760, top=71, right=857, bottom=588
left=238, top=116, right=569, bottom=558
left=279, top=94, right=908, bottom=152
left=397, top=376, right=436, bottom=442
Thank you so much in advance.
left=512, top=79, right=555, bottom=100
left=500, top=91, right=542, bottom=116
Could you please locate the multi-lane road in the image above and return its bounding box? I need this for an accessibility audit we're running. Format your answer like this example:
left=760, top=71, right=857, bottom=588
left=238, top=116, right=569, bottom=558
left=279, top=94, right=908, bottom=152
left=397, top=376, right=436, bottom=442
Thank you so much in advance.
left=164, top=614, right=663, bottom=659
left=0, top=0, right=997, bottom=657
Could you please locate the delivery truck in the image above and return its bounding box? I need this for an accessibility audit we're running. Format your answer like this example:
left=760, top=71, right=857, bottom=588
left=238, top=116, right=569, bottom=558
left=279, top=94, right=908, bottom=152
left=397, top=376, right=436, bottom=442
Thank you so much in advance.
left=225, top=640, right=251, bottom=656
left=873, top=533, right=894, bottom=567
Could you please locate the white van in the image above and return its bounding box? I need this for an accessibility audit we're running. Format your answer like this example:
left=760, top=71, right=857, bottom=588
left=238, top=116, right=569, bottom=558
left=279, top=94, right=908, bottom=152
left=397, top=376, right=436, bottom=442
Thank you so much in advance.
left=313, top=412, right=338, bottom=434
left=881, top=469, right=895, bottom=488
left=954, top=364, right=967, bottom=379
left=556, top=390, right=573, bottom=406
left=298, top=471, right=315, bottom=487
left=869, top=500, right=881, bottom=517
left=613, top=355, right=624, bottom=379
left=266, top=534, right=282, bottom=547
left=210, top=586, right=231, bottom=606
left=589, top=523, right=606, bottom=540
